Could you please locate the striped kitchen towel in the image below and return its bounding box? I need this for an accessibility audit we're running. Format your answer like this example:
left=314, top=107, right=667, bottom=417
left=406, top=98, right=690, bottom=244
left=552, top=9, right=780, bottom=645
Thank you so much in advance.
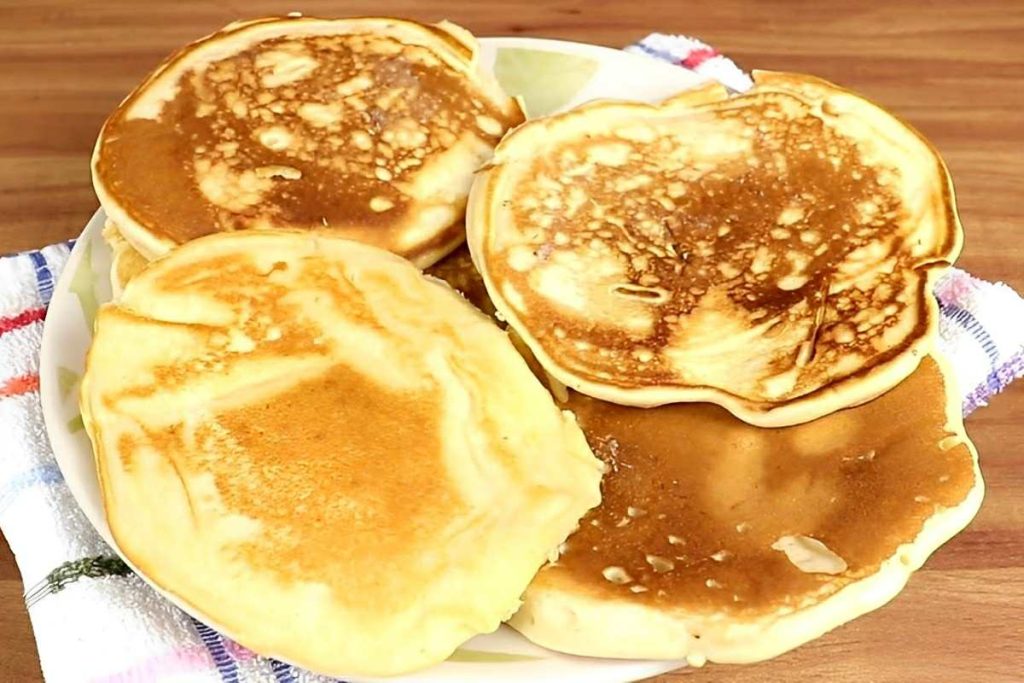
left=2, top=34, right=1023, bottom=683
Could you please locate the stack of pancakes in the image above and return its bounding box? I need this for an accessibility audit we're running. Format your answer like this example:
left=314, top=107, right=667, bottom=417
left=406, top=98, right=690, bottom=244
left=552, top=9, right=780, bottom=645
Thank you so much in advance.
left=464, top=72, right=980, bottom=665
left=81, top=15, right=982, bottom=678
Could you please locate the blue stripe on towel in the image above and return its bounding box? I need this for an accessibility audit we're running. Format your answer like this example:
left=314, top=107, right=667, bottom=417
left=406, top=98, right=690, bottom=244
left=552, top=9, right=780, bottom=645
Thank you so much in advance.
left=632, top=41, right=675, bottom=63
left=0, top=463, right=64, bottom=513
left=941, top=301, right=1001, bottom=377
left=28, top=251, right=55, bottom=306
left=270, top=658, right=298, bottom=683
left=190, top=617, right=240, bottom=683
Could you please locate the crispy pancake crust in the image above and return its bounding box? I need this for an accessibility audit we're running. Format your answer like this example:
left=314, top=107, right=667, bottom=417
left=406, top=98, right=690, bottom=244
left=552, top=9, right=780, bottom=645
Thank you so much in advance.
left=80, top=230, right=602, bottom=677
left=468, top=71, right=962, bottom=425
left=508, top=353, right=982, bottom=663
left=93, top=16, right=523, bottom=268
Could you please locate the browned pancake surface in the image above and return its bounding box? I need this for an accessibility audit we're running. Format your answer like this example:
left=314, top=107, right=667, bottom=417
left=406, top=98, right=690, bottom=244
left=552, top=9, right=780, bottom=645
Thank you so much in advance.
left=470, top=72, right=962, bottom=423
left=507, top=95, right=922, bottom=382
left=82, top=230, right=604, bottom=676
left=96, top=21, right=520, bottom=261
left=543, top=356, right=975, bottom=613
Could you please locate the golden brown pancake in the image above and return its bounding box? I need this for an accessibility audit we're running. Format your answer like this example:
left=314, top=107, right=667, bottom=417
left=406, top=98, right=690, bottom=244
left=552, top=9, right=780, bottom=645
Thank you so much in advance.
left=509, top=354, right=982, bottom=664
left=423, top=247, right=981, bottom=664
left=468, top=71, right=962, bottom=426
left=93, top=16, right=523, bottom=268
left=80, top=230, right=602, bottom=676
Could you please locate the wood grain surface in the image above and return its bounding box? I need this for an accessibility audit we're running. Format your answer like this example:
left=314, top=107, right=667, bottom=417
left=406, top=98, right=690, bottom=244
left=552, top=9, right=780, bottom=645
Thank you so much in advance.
left=1, top=1, right=1022, bottom=681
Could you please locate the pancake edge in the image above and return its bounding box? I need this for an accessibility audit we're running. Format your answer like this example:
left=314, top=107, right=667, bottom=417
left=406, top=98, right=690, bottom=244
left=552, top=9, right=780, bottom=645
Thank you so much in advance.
left=79, top=229, right=605, bottom=677
left=467, top=71, right=963, bottom=426
left=506, top=350, right=984, bottom=664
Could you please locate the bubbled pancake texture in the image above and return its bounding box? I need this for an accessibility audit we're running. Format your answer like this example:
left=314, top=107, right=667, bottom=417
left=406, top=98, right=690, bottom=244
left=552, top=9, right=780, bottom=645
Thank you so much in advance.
left=472, top=74, right=959, bottom=423
left=95, top=20, right=521, bottom=266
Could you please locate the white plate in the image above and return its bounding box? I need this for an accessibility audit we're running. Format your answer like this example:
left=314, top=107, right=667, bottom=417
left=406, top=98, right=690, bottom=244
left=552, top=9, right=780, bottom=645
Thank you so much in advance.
left=39, top=36, right=704, bottom=683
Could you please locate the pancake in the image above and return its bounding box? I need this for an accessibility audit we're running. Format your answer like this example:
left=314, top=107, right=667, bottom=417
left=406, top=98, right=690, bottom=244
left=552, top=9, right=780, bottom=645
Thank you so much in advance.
left=93, top=16, right=523, bottom=268
left=419, top=257, right=981, bottom=663
left=80, top=230, right=603, bottom=676
left=468, top=71, right=962, bottom=426
left=108, top=225, right=487, bottom=304
left=508, top=354, right=982, bottom=664
left=102, top=220, right=149, bottom=298
left=425, top=242, right=495, bottom=316
left=427, top=245, right=574, bottom=401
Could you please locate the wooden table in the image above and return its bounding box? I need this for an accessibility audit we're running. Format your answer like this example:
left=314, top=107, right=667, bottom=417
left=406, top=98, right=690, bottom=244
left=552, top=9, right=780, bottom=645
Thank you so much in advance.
left=2, top=1, right=1021, bottom=681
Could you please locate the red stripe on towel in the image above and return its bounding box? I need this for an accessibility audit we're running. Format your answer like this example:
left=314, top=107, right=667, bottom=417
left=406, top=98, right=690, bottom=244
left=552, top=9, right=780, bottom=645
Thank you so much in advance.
left=0, top=373, right=39, bottom=398
left=0, top=307, right=46, bottom=336
left=680, top=47, right=719, bottom=69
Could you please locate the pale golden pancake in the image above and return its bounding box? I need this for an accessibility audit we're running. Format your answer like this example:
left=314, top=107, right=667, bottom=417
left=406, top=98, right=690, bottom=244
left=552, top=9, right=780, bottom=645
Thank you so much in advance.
left=93, top=16, right=523, bottom=268
left=108, top=220, right=487, bottom=301
left=468, top=71, right=962, bottom=426
left=102, top=221, right=148, bottom=298
left=80, top=230, right=602, bottom=677
left=509, top=355, right=981, bottom=664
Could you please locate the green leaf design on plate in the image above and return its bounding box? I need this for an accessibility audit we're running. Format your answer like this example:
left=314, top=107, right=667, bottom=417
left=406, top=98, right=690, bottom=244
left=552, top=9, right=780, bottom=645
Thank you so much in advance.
left=494, top=48, right=599, bottom=118
left=69, top=239, right=98, bottom=332
left=57, top=366, right=80, bottom=401
left=449, top=648, right=541, bottom=663
left=67, top=414, right=84, bottom=434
